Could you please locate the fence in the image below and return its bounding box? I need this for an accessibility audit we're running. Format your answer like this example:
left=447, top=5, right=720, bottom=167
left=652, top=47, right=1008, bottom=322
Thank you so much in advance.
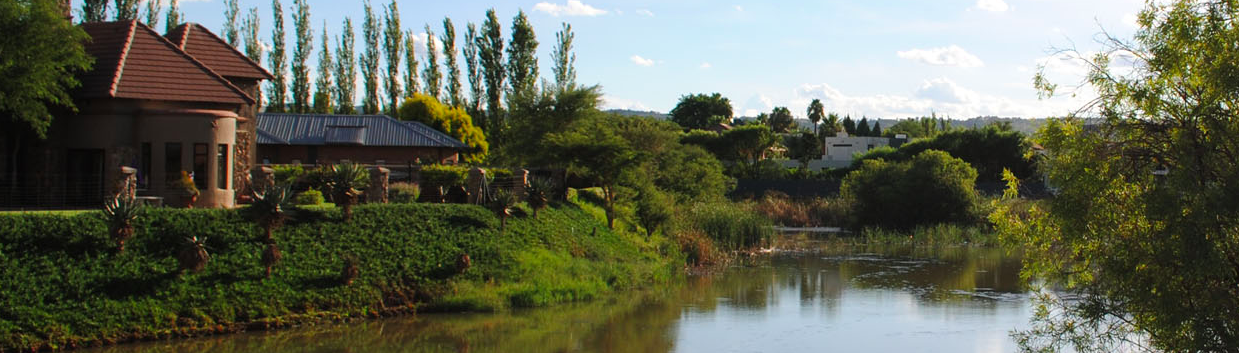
left=0, top=174, right=108, bottom=210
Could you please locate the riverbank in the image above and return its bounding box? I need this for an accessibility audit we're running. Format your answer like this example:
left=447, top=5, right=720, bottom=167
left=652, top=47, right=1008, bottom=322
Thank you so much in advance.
left=0, top=199, right=679, bottom=352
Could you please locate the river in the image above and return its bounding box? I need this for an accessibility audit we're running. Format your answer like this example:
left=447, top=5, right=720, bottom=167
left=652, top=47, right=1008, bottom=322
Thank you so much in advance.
left=81, top=242, right=1032, bottom=352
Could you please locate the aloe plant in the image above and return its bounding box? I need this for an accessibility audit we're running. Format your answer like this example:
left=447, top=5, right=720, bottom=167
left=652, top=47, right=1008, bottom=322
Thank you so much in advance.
left=261, top=242, right=282, bottom=278
left=326, top=163, right=370, bottom=221
left=101, top=194, right=142, bottom=252
left=525, top=177, right=555, bottom=219
left=487, top=188, right=518, bottom=230
left=251, top=184, right=291, bottom=242
left=178, top=236, right=210, bottom=273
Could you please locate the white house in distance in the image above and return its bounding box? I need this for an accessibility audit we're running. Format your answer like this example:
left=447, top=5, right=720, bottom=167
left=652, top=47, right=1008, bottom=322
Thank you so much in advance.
left=782, top=132, right=909, bottom=171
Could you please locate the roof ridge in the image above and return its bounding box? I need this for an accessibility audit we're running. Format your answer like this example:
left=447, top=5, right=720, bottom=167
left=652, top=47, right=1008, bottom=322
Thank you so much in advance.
left=130, top=21, right=255, bottom=104
left=108, top=20, right=138, bottom=97
left=180, top=22, right=274, bottom=80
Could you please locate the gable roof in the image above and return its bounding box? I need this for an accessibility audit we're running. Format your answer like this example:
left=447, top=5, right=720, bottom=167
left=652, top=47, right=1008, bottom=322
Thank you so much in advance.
left=78, top=20, right=254, bottom=105
left=165, top=23, right=273, bottom=80
left=256, top=113, right=469, bottom=149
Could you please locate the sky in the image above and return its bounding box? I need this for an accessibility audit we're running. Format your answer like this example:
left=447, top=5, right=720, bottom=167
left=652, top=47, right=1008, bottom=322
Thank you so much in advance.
left=70, top=0, right=1150, bottom=119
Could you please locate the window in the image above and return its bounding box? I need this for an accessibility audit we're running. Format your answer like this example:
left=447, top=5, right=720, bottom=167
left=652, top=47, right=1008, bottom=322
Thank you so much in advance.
left=165, top=143, right=182, bottom=185
left=216, top=144, right=229, bottom=190
left=832, top=144, right=853, bottom=148
left=193, top=143, right=207, bottom=190
left=139, top=143, right=151, bottom=189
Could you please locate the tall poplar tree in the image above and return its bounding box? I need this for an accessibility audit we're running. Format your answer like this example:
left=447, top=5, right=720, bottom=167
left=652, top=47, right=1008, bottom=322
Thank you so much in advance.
left=421, top=25, right=441, bottom=101
left=142, top=0, right=161, bottom=29
left=163, top=0, right=181, bottom=34
left=288, top=0, right=311, bottom=113
left=82, top=0, right=108, bottom=22
left=551, top=22, right=576, bottom=90
left=223, top=0, right=240, bottom=46
left=113, top=0, right=139, bottom=21
left=463, top=22, right=483, bottom=115
left=381, top=0, right=402, bottom=114
left=266, top=0, right=287, bottom=113
left=477, top=9, right=505, bottom=133
left=506, top=10, right=538, bottom=99
left=243, top=7, right=264, bottom=106
left=313, top=21, right=333, bottom=114
left=441, top=18, right=462, bottom=107
left=402, top=29, right=419, bottom=98
left=360, top=1, right=381, bottom=114
left=333, top=17, right=357, bottom=114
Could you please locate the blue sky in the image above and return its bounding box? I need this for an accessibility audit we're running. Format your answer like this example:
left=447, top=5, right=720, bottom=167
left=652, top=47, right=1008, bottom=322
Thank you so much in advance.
left=73, top=0, right=1147, bottom=119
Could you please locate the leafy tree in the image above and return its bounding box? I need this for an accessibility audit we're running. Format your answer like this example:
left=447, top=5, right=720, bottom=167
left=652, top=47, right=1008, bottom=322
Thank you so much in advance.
left=669, top=93, right=732, bottom=130
left=163, top=0, right=180, bottom=33
left=477, top=9, right=506, bottom=135
left=401, top=29, right=418, bottom=98
left=872, top=121, right=882, bottom=136
left=82, top=0, right=108, bottom=22
left=551, top=22, right=576, bottom=90
left=995, top=2, right=1239, bottom=351
left=396, top=94, right=488, bottom=163
left=502, top=84, right=603, bottom=165
left=113, top=0, right=139, bottom=20
left=649, top=142, right=732, bottom=200
left=380, top=0, right=401, bottom=115
left=312, top=20, right=333, bottom=114
left=807, top=99, right=824, bottom=136
left=288, top=0, right=311, bottom=113
left=856, top=117, right=871, bottom=136
left=441, top=17, right=462, bottom=107
left=1, top=0, right=92, bottom=138
left=841, top=115, right=856, bottom=135
left=635, top=184, right=673, bottom=237
left=333, top=17, right=356, bottom=114
left=222, top=0, right=239, bottom=46
left=822, top=112, right=841, bottom=135
left=544, top=117, right=644, bottom=229
left=784, top=132, right=822, bottom=169
left=359, top=0, right=381, bottom=114
left=266, top=0, right=287, bottom=113
left=842, top=150, right=979, bottom=231
left=242, top=7, right=262, bottom=62
left=767, top=107, right=794, bottom=133
left=506, top=10, right=538, bottom=100
left=421, top=24, right=441, bottom=100
left=723, top=124, right=777, bottom=172
left=142, top=0, right=160, bottom=28
left=462, top=22, right=484, bottom=115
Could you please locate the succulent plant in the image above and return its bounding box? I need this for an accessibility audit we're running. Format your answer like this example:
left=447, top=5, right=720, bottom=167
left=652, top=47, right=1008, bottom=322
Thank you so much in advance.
left=525, top=177, right=555, bottom=219
left=102, top=194, right=142, bottom=252
left=178, top=236, right=210, bottom=273
left=326, top=163, right=370, bottom=221
left=487, top=188, right=518, bottom=230
left=251, top=184, right=291, bottom=242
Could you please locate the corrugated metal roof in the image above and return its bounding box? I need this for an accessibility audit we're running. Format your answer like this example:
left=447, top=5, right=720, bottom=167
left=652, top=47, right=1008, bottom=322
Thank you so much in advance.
left=256, top=113, right=468, bottom=148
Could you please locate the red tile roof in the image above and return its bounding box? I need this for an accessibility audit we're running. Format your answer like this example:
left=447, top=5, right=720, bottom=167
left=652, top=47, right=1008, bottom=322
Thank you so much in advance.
left=165, top=23, right=273, bottom=80
left=78, top=21, right=255, bottom=105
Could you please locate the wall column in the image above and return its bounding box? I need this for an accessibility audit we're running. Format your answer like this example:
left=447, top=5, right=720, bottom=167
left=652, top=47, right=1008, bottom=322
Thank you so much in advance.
left=367, top=166, right=390, bottom=203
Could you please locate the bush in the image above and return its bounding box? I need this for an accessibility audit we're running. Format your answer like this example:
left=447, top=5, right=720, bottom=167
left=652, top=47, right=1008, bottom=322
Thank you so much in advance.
left=293, top=189, right=324, bottom=205
left=420, top=164, right=468, bottom=190
left=271, top=165, right=306, bottom=185
left=388, top=182, right=420, bottom=203
left=841, top=149, right=980, bottom=231
left=678, top=202, right=772, bottom=250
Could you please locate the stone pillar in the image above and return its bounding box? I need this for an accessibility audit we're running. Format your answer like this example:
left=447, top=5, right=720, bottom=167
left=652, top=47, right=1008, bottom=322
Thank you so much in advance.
left=467, top=168, right=486, bottom=204
left=512, top=169, right=529, bottom=202
left=111, top=166, right=137, bottom=200
left=250, top=166, right=275, bottom=194
left=367, top=167, right=390, bottom=204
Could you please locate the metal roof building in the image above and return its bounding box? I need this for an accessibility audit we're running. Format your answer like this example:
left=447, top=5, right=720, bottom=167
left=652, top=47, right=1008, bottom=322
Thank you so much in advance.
left=256, top=114, right=467, bottom=148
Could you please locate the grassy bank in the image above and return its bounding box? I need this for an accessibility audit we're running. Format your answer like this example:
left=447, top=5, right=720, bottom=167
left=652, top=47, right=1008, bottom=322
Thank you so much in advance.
left=0, top=199, right=678, bottom=351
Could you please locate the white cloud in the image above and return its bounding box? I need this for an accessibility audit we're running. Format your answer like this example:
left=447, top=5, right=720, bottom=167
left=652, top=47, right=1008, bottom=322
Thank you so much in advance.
left=976, top=0, right=1009, bottom=12
left=636, top=9, right=654, bottom=17
left=914, top=78, right=978, bottom=104
left=408, top=32, right=442, bottom=56
left=897, top=45, right=985, bottom=68
left=1122, top=13, right=1139, bottom=27
left=734, top=5, right=744, bottom=12
left=602, top=96, right=651, bottom=111
left=630, top=55, right=655, bottom=67
left=791, top=80, right=1076, bottom=119
left=739, top=94, right=774, bottom=117
left=699, top=62, right=712, bottom=69
left=533, top=0, right=608, bottom=17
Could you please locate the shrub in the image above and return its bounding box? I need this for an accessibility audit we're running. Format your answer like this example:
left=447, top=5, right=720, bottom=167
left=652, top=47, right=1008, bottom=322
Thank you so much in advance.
left=388, top=182, right=420, bottom=203
left=293, top=189, right=325, bottom=205
left=681, top=202, right=772, bottom=250
left=420, top=164, right=468, bottom=191
left=841, top=149, right=980, bottom=231
left=271, top=165, right=306, bottom=185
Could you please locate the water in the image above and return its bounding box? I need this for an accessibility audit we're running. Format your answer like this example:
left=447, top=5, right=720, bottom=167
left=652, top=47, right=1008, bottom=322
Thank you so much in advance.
left=82, top=243, right=1032, bottom=353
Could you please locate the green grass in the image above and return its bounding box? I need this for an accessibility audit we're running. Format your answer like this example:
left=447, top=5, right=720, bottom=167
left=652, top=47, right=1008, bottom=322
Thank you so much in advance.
left=0, top=199, right=678, bottom=351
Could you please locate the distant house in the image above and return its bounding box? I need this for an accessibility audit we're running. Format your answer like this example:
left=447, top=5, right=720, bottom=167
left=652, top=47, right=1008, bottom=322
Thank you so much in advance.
left=0, top=20, right=270, bottom=209
left=822, top=132, right=893, bottom=162
left=255, top=114, right=468, bottom=166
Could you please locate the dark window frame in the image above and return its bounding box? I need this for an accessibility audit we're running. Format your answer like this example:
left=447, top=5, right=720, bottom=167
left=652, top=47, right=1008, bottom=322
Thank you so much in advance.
left=193, top=143, right=207, bottom=190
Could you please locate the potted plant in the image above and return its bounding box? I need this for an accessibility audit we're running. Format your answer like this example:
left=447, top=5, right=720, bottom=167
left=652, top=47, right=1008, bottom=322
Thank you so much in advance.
left=175, top=171, right=200, bottom=208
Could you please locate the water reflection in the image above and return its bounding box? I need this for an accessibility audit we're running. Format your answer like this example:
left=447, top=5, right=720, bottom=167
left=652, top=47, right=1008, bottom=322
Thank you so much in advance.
left=81, top=243, right=1031, bottom=353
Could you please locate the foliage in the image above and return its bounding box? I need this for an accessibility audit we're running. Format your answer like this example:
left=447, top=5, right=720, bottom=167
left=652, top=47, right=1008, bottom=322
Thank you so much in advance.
left=722, top=124, right=778, bottom=174
left=312, top=20, right=334, bottom=114
left=750, top=192, right=849, bottom=227
left=101, top=194, right=143, bottom=252
left=402, top=28, right=419, bottom=98
left=634, top=185, right=673, bottom=237
left=176, top=171, right=199, bottom=196
left=669, top=93, right=732, bottom=130
left=462, top=23, right=483, bottom=114
left=477, top=9, right=507, bottom=135
left=855, top=117, right=871, bottom=136
left=506, top=10, right=539, bottom=101
left=422, top=24, right=441, bottom=100
left=381, top=0, right=402, bottom=114
left=677, top=202, right=772, bottom=251
left=222, top=0, right=239, bottom=46
left=847, top=124, right=1035, bottom=182
left=163, top=0, right=181, bottom=40
left=551, top=23, right=577, bottom=90
left=501, top=84, right=603, bottom=166
left=524, top=177, right=553, bottom=218
left=441, top=17, right=463, bottom=108
left=387, top=182, right=419, bottom=203
left=807, top=99, right=825, bottom=135
left=647, top=143, right=733, bottom=201
left=397, top=94, right=488, bottom=163
left=883, top=116, right=950, bottom=138
left=288, top=0, right=312, bottom=113
left=265, top=0, right=287, bottom=113
left=544, top=117, right=645, bottom=228
left=841, top=115, right=856, bottom=135
left=359, top=0, right=381, bottom=114
left=293, top=189, right=324, bottom=205
left=419, top=164, right=468, bottom=190
left=242, top=7, right=263, bottom=68
left=326, top=163, right=370, bottom=221
left=0, top=0, right=92, bottom=138
left=783, top=132, right=822, bottom=169
left=82, top=0, right=108, bottom=22
left=270, top=164, right=305, bottom=185
left=251, top=184, right=291, bottom=240
left=842, top=150, right=980, bottom=231
left=767, top=107, right=794, bottom=133
left=485, top=188, right=517, bottom=229
left=333, top=17, right=356, bottom=114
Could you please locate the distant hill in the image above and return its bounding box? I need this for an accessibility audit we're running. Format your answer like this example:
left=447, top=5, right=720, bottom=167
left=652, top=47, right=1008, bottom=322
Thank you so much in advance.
left=605, top=109, right=669, bottom=119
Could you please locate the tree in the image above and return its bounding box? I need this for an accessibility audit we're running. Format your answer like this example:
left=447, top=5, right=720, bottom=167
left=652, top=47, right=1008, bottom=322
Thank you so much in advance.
left=856, top=117, right=871, bottom=136
left=767, top=107, right=794, bottom=133
left=722, top=124, right=777, bottom=171
left=381, top=0, right=402, bottom=115
left=506, top=10, right=538, bottom=100
left=142, top=0, right=160, bottom=29
left=312, top=20, right=333, bottom=114
left=402, top=29, right=418, bottom=98
left=462, top=22, right=484, bottom=115
left=872, top=121, right=882, bottom=136
left=669, top=93, right=732, bottom=130
left=544, top=117, right=645, bottom=229
left=441, top=18, right=462, bottom=108
left=784, top=132, right=822, bottom=169
left=822, top=112, right=841, bottom=135
left=222, top=0, right=239, bottom=46
left=807, top=99, right=824, bottom=136
left=843, top=150, right=979, bottom=231
left=503, top=84, right=603, bottom=165
left=421, top=24, right=441, bottom=101
left=635, top=184, right=673, bottom=237
left=994, top=2, right=1239, bottom=351
left=551, top=22, right=576, bottom=90
left=477, top=9, right=506, bottom=135
left=113, top=0, right=139, bottom=20
left=1, top=0, right=92, bottom=138
left=82, top=0, right=108, bottom=22
left=242, top=7, right=262, bottom=62
left=396, top=94, right=489, bottom=163
left=163, top=0, right=180, bottom=33
left=266, top=0, right=287, bottom=113
left=333, top=17, right=356, bottom=114
left=359, top=1, right=381, bottom=114
left=841, top=115, right=856, bottom=135
left=288, top=0, right=311, bottom=113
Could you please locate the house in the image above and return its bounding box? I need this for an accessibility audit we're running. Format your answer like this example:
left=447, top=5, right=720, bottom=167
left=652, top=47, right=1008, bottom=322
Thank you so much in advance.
left=255, top=114, right=468, bottom=166
left=0, top=20, right=269, bottom=209
left=780, top=132, right=910, bottom=171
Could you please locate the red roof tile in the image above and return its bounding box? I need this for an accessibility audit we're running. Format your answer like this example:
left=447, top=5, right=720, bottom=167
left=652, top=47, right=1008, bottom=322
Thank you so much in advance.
left=78, top=21, right=254, bottom=105
left=165, top=23, right=273, bottom=80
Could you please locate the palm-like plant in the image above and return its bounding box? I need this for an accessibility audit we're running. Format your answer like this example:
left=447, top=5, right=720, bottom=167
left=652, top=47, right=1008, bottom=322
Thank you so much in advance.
left=251, top=184, right=291, bottom=242
left=487, top=188, right=518, bottom=230
left=525, top=177, right=555, bottom=219
left=178, top=236, right=210, bottom=273
left=326, top=163, right=370, bottom=221
left=102, top=194, right=143, bottom=252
